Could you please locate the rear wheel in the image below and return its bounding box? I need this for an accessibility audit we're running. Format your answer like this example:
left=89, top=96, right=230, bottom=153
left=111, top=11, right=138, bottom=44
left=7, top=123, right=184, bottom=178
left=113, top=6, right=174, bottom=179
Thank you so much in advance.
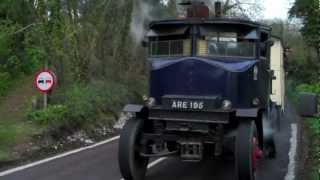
left=118, top=118, right=149, bottom=180
left=235, top=121, right=257, bottom=180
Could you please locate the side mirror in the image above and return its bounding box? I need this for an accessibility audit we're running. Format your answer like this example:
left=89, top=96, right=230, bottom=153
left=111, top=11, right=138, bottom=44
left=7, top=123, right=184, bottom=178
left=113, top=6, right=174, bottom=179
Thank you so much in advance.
left=297, top=92, right=318, bottom=117
left=268, top=69, right=276, bottom=80
left=141, top=37, right=149, bottom=47
left=266, top=39, right=274, bottom=47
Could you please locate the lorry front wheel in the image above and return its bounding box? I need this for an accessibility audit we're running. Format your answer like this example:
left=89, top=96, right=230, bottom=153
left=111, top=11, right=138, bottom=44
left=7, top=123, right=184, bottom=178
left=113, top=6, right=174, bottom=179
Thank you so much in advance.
left=235, top=121, right=258, bottom=180
left=118, top=118, right=149, bottom=180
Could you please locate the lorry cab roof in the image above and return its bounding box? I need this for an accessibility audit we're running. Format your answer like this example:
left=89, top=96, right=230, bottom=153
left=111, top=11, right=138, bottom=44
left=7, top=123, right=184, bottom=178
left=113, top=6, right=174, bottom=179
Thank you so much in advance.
left=149, top=18, right=272, bottom=33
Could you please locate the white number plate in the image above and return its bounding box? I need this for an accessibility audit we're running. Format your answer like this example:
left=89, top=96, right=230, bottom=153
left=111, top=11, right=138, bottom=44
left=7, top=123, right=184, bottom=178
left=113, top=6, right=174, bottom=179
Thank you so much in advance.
left=171, top=100, right=204, bottom=110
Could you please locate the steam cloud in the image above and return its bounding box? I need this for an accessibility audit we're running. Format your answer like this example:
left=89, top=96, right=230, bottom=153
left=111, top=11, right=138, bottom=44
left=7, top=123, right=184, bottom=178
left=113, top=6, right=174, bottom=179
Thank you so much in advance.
left=130, top=0, right=153, bottom=43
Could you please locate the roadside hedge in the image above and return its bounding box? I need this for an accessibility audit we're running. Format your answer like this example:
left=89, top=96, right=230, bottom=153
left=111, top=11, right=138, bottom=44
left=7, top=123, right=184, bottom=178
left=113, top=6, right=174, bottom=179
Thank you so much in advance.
left=296, top=83, right=320, bottom=95
left=27, top=80, right=141, bottom=136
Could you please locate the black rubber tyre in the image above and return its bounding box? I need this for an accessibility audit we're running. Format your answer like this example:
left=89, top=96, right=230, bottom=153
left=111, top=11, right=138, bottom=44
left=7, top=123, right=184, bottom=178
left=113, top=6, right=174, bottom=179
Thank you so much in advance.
left=235, top=121, right=255, bottom=180
left=118, top=118, right=149, bottom=180
left=264, top=137, right=276, bottom=159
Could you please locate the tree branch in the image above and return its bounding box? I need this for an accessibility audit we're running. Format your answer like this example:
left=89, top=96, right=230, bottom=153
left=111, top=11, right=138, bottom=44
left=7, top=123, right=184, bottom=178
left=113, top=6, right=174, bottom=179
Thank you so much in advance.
left=12, top=22, right=41, bottom=35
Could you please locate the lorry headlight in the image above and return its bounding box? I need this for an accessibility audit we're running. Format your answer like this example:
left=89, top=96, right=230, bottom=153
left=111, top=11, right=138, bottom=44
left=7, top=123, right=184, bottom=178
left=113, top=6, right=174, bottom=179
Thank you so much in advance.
left=222, top=100, right=232, bottom=110
left=148, top=97, right=156, bottom=107
left=143, top=95, right=156, bottom=107
left=253, top=65, right=258, bottom=81
left=252, top=98, right=260, bottom=106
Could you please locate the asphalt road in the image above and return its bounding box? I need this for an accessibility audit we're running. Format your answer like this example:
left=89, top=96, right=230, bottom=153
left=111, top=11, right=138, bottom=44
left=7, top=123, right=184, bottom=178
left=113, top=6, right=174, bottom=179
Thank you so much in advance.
left=0, top=103, right=298, bottom=180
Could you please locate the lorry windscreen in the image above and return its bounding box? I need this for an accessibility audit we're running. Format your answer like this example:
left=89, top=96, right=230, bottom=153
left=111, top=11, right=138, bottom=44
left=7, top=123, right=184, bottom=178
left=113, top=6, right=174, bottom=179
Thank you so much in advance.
left=149, top=39, right=191, bottom=57
left=197, top=32, right=256, bottom=58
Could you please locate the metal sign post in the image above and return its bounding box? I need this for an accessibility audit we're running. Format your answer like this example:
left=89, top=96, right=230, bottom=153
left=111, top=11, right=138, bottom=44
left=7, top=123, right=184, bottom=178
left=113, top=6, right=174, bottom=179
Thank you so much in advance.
left=44, top=92, right=48, bottom=109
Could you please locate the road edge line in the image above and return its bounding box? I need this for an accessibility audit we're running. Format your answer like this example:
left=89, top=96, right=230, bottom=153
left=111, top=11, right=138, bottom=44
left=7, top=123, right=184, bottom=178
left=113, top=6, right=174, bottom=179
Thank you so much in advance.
left=0, top=135, right=120, bottom=177
left=120, top=157, right=168, bottom=180
left=285, top=123, right=298, bottom=180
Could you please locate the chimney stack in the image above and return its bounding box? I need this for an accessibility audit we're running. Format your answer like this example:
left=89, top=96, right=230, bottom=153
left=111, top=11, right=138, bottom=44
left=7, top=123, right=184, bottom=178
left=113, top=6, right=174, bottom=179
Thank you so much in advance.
left=179, top=1, right=210, bottom=19
left=215, top=1, right=223, bottom=18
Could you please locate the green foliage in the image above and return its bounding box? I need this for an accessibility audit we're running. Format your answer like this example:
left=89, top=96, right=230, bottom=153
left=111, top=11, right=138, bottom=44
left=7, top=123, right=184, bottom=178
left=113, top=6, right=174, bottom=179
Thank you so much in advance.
left=0, top=0, right=171, bottom=162
left=62, top=81, right=132, bottom=122
left=28, top=80, right=135, bottom=133
left=306, top=117, right=320, bottom=179
left=0, top=18, right=42, bottom=98
left=27, top=105, right=68, bottom=126
left=295, top=79, right=320, bottom=179
left=0, top=124, right=17, bottom=147
left=0, top=0, right=165, bottom=144
left=0, top=123, right=18, bottom=161
left=296, top=83, right=320, bottom=94
left=0, top=121, right=38, bottom=161
left=288, top=56, right=320, bottom=84
left=65, top=85, right=95, bottom=120
left=0, top=72, right=11, bottom=97
left=308, top=117, right=320, bottom=135
left=267, top=19, right=320, bottom=84
left=290, top=0, right=320, bottom=58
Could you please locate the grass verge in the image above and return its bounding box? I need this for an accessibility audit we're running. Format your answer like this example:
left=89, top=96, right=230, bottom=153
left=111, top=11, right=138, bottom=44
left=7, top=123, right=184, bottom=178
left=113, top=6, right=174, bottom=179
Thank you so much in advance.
left=304, top=117, right=320, bottom=180
left=0, top=121, right=43, bottom=162
left=0, top=75, right=42, bottom=162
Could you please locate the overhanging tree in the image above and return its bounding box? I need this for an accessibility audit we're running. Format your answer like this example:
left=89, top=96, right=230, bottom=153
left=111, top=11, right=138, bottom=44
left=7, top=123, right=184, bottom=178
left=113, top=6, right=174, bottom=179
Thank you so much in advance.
left=289, top=0, right=320, bottom=59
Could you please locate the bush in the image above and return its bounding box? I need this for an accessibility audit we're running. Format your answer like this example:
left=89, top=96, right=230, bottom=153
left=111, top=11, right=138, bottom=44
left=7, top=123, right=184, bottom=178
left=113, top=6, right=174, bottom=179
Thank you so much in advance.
left=296, top=83, right=320, bottom=95
left=28, top=80, right=136, bottom=135
left=28, top=86, right=94, bottom=132
left=63, top=81, right=132, bottom=123
left=23, top=47, right=44, bottom=74
left=0, top=71, right=12, bottom=97
left=64, top=85, right=96, bottom=124
left=89, top=81, right=131, bottom=113
left=0, top=20, right=42, bottom=100
left=27, top=105, right=68, bottom=126
left=309, top=117, right=320, bottom=135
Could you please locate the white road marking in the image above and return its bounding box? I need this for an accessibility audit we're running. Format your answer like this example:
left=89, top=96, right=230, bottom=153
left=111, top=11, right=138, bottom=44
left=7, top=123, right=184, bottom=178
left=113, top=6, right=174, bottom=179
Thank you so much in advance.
left=0, top=135, right=120, bottom=177
left=147, top=157, right=168, bottom=169
left=285, top=124, right=298, bottom=180
left=120, top=157, right=168, bottom=180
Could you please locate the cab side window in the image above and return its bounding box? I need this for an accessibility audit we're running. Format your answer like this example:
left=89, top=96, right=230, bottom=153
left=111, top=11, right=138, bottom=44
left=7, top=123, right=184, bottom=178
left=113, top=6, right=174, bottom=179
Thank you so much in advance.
left=260, top=32, right=269, bottom=58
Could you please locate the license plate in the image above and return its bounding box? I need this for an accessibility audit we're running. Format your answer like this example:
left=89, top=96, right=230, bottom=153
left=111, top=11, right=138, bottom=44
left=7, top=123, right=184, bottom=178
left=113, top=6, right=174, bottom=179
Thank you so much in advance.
left=162, top=95, right=221, bottom=111
left=170, top=100, right=204, bottom=110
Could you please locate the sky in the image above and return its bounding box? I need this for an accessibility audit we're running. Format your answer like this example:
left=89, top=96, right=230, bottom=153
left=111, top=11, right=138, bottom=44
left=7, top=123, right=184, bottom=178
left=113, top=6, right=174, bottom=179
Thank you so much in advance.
left=262, top=0, right=294, bottom=19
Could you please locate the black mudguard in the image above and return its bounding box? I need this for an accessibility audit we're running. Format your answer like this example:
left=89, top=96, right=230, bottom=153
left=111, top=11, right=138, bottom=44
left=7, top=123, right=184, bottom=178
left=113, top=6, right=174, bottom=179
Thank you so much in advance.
left=123, top=104, right=149, bottom=119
